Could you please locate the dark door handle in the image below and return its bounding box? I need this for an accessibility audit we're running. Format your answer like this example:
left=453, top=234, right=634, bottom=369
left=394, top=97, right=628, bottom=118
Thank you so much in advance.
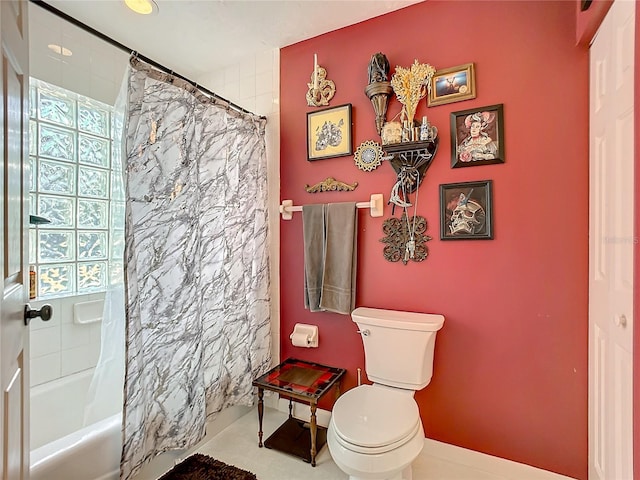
left=24, top=304, right=53, bottom=325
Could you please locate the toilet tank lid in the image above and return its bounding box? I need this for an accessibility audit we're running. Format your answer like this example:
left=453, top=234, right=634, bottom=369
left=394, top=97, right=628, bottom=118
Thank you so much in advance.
left=351, top=307, right=444, bottom=331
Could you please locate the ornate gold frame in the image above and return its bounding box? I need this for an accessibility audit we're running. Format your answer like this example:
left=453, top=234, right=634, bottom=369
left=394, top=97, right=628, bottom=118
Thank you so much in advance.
left=428, top=63, right=476, bottom=107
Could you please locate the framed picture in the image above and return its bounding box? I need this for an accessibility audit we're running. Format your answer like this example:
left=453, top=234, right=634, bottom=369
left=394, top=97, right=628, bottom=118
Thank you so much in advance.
left=307, top=103, right=353, bottom=161
left=439, top=180, right=493, bottom=240
left=450, top=103, right=504, bottom=168
left=428, top=63, right=476, bottom=107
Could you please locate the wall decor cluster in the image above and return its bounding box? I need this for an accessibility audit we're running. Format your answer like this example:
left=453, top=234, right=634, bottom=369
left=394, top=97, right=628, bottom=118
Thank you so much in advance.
left=304, top=177, right=358, bottom=193
left=380, top=213, right=431, bottom=265
left=428, top=63, right=476, bottom=107
left=312, top=52, right=500, bottom=262
left=354, top=140, right=384, bottom=172
left=439, top=180, right=493, bottom=240
left=307, top=104, right=352, bottom=160
left=306, top=53, right=336, bottom=107
left=450, top=103, right=504, bottom=168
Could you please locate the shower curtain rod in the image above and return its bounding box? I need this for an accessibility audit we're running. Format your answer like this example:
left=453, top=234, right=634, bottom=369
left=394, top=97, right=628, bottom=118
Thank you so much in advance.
left=29, top=0, right=266, bottom=120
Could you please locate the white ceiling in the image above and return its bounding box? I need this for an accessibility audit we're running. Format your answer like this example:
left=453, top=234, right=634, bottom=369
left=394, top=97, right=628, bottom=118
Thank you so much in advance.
left=44, top=0, right=422, bottom=80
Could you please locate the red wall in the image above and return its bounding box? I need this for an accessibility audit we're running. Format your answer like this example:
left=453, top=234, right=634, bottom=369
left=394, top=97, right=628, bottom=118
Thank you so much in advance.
left=280, top=2, right=589, bottom=478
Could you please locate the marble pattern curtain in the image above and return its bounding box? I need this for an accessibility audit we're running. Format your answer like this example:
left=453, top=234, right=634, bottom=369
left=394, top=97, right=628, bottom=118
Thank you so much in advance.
left=120, top=61, right=271, bottom=479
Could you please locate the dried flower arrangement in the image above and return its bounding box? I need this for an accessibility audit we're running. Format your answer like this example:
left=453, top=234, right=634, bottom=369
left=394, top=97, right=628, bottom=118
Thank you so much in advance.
left=390, top=60, right=436, bottom=126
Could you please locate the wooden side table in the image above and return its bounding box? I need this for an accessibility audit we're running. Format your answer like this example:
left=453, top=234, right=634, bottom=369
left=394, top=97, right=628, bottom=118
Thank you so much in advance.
left=252, top=358, right=346, bottom=467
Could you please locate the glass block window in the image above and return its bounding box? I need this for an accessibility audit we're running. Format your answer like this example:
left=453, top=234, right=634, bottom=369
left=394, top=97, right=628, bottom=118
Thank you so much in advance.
left=29, top=79, right=121, bottom=298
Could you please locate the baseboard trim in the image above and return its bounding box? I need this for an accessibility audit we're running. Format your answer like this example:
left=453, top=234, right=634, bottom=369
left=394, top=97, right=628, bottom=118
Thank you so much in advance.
left=423, top=439, right=577, bottom=480
left=278, top=402, right=576, bottom=480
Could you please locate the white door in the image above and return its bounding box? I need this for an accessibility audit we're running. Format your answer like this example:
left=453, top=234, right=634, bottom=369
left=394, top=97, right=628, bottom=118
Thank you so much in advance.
left=1, top=1, right=30, bottom=479
left=588, top=1, right=635, bottom=479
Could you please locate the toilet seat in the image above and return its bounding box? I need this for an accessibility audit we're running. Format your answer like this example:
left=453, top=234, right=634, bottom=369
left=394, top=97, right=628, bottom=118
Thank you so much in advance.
left=331, top=385, right=421, bottom=454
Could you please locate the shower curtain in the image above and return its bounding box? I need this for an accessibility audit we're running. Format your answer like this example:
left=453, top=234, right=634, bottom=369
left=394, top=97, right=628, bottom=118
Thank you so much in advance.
left=120, top=59, right=272, bottom=480
left=84, top=71, right=127, bottom=427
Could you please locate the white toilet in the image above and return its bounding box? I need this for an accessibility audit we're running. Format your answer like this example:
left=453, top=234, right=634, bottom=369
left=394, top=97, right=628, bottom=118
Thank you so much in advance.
left=327, top=307, right=444, bottom=480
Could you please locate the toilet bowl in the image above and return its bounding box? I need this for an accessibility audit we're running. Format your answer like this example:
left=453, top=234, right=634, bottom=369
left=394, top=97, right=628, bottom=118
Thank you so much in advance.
left=327, top=384, right=424, bottom=480
left=327, top=307, right=444, bottom=480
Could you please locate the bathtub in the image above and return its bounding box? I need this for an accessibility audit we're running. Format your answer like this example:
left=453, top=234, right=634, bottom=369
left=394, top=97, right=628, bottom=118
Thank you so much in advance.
left=29, top=367, right=253, bottom=480
left=30, top=369, right=122, bottom=480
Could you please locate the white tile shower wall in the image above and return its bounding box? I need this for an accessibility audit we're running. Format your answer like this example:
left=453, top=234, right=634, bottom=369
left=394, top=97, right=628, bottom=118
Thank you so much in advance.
left=30, top=1, right=282, bottom=378
left=29, top=293, right=104, bottom=387
left=28, top=2, right=129, bottom=106
left=28, top=3, right=126, bottom=388
left=197, top=49, right=279, bottom=117
left=196, top=48, right=282, bottom=368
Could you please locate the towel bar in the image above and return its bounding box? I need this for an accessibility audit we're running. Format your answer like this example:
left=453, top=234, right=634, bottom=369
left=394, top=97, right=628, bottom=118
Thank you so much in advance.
left=279, top=193, right=384, bottom=220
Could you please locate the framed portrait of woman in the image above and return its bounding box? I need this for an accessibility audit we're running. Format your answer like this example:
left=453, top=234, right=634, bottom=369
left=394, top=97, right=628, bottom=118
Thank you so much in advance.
left=450, top=104, right=504, bottom=168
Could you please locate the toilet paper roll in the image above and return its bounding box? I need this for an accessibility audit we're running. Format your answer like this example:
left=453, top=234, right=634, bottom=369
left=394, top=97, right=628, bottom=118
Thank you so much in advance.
left=290, top=332, right=311, bottom=347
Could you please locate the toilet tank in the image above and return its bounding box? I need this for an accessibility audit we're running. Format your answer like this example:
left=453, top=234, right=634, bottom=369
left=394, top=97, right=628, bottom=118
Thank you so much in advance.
left=352, top=307, right=444, bottom=390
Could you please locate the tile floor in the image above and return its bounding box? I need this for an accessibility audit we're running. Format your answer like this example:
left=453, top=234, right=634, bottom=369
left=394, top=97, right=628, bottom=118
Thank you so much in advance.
left=191, top=407, right=514, bottom=480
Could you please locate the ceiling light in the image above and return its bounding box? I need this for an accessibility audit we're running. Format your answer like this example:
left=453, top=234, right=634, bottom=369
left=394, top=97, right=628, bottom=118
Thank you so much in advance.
left=124, top=0, right=158, bottom=15
left=47, top=44, right=73, bottom=56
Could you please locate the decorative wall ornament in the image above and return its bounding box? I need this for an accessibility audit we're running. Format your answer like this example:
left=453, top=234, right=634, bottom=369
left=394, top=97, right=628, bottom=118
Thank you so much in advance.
left=306, top=54, right=336, bottom=107
left=304, top=177, right=358, bottom=193
left=390, top=59, right=436, bottom=127
left=419, top=116, right=438, bottom=142
left=354, top=140, right=384, bottom=172
left=385, top=139, right=438, bottom=200
left=365, top=52, right=394, bottom=135
left=381, top=121, right=402, bottom=145
left=380, top=213, right=431, bottom=265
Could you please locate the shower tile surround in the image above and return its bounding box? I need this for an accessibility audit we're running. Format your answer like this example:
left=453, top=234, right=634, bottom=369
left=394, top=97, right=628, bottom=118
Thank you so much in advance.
left=29, top=4, right=282, bottom=476
left=29, top=293, right=105, bottom=387
left=28, top=0, right=282, bottom=392
left=27, top=3, right=128, bottom=388
left=28, top=3, right=282, bottom=476
left=28, top=4, right=128, bottom=105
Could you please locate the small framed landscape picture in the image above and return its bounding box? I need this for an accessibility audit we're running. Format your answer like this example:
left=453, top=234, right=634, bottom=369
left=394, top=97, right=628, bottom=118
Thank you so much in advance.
left=450, top=103, right=504, bottom=168
left=439, top=180, right=493, bottom=240
left=307, top=104, right=353, bottom=161
left=428, top=63, right=476, bottom=107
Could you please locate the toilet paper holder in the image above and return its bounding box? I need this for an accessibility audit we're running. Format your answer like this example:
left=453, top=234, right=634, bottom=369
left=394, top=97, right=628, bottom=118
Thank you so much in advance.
left=290, top=323, right=319, bottom=348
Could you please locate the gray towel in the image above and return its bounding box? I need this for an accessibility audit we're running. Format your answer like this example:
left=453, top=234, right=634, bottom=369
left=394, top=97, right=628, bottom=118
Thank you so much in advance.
left=320, top=202, right=357, bottom=315
left=302, top=202, right=357, bottom=315
left=303, top=204, right=325, bottom=312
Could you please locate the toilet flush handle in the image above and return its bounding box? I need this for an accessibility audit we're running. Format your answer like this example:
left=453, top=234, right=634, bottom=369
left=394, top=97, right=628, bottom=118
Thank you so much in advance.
left=357, top=329, right=370, bottom=336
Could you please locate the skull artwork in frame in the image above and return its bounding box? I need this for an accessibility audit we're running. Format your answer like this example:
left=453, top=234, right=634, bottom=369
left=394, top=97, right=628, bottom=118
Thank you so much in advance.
left=439, top=180, right=493, bottom=240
